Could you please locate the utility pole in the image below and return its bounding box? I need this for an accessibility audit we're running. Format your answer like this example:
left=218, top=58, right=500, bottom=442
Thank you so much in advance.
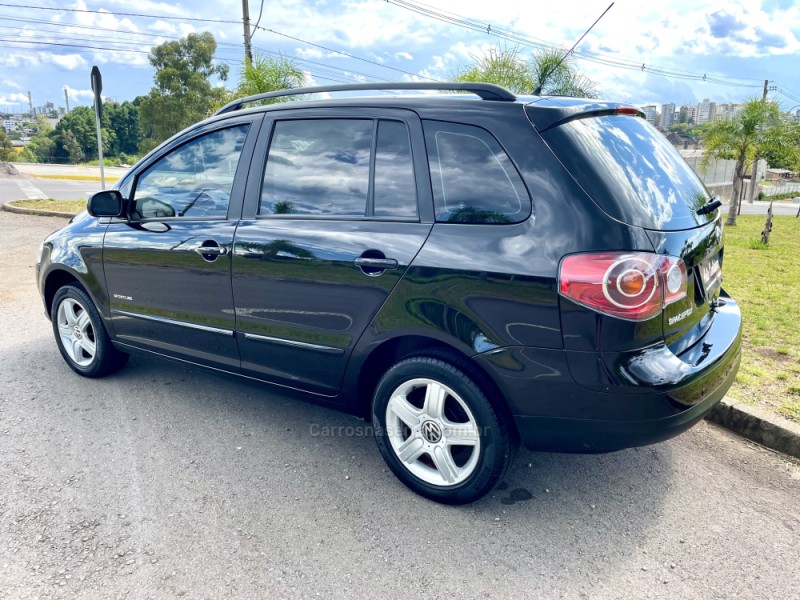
left=27, top=91, right=33, bottom=118
left=64, top=87, right=70, bottom=113
left=747, top=79, right=770, bottom=204
left=241, top=0, right=253, bottom=64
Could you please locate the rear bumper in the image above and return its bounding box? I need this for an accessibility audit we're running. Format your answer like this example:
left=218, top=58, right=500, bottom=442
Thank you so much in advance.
left=476, top=295, right=742, bottom=452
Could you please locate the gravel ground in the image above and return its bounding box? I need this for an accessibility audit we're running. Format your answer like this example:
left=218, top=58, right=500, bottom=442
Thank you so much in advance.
left=1, top=210, right=800, bottom=600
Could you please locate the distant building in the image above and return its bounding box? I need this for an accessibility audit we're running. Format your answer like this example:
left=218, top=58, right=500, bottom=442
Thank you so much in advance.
left=696, top=99, right=717, bottom=124
left=678, top=104, right=697, bottom=124
left=642, top=105, right=658, bottom=125
left=660, top=103, right=676, bottom=129
left=716, top=102, right=739, bottom=120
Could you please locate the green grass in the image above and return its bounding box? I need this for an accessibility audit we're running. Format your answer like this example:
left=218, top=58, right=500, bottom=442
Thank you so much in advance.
left=8, top=198, right=86, bottom=214
left=723, top=214, right=800, bottom=422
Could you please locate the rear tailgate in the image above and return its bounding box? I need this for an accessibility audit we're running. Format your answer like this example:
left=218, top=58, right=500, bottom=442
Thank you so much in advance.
left=528, top=98, right=726, bottom=347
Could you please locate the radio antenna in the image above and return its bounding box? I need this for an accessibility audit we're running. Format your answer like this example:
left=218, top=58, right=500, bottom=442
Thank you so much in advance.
left=533, top=2, right=614, bottom=96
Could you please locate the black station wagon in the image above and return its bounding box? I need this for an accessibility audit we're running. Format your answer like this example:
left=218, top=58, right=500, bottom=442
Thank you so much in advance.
left=37, top=83, right=742, bottom=504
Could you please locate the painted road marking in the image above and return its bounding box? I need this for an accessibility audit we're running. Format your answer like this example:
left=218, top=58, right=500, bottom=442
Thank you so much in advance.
left=16, top=179, right=47, bottom=200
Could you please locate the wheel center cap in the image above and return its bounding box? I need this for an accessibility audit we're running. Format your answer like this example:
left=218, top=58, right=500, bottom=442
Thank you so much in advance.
left=421, top=420, right=443, bottom=444
left=73, top=325, right=82, bottom=339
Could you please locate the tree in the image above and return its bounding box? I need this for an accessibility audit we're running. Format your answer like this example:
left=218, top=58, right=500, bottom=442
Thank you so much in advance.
left=21, top=133, right=55, bottom=163
left=237, top=53, right=306, bottom=99
left=104, top=101, right=142, bottom=156
left=138, top=32, right=229, bottom=151
left=760, top=119, right=800, bottom=172
left=0, top=128, right=14, bottom=161
left=701, top=98, right=797, bottom=225
left=61, top=129, right=84, bottom=164
left=452, top=46, right=598, bottom=98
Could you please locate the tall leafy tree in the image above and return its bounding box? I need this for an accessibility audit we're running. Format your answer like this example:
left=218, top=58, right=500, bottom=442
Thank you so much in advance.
left=453, top=46, right=598, bottom=98
left=61, top=129, right=85, bottom=164
left=701, top=98, right=798, bottom=225
left=138, top=32, right=229, bottom=152
left=104, top=101, right=142, bottom=157
left=0, top=128, right=14, bottom=161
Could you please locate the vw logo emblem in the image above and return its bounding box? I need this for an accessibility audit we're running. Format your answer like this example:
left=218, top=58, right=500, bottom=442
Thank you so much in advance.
left=421, top=420, right=443, bottom=444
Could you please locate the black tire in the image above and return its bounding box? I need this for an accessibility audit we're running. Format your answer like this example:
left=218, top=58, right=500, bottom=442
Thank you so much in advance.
left=51, top=285, right=129, bottom=378
left=372, top=355, right=517, bottom=504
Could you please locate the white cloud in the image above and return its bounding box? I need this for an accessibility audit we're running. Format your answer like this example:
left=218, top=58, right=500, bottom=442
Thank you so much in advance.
left=178, top=23, right=196, bottom=37
left=64, top=86, right=97, bottom=102
left=2, top=80, right=22, bottom=90
left=395, top=51, right=413, bottom=61
left=43, top=53, right=88, bottom=71
left=296, top=47, right=324, bottom=60
left=0, top=92, right=29, bottom=104
left=148, top=20, right=176, bottom=34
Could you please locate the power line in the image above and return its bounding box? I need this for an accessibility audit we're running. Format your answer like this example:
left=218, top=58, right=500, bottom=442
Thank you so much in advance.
left=256, top=28, right=440, bottom=82
left=385, top=0, right=767, bottom=88
left=0, top=2, right=241, bottom=24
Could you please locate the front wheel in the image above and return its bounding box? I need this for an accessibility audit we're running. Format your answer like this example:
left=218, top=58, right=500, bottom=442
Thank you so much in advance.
left=52, top=285, right=128, bottom=378
left=372, top=355, right=516, bottom=504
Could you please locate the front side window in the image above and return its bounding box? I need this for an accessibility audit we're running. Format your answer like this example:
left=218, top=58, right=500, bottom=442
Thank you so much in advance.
left=423, top=121, right=530, bottom=223
left=132, top=125, right=250, bottom=219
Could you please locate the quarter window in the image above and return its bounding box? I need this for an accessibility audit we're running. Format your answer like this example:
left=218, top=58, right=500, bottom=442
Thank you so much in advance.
left=423, top=121, right=530, bottom=223
left=132, top=125, right=249, bottom=219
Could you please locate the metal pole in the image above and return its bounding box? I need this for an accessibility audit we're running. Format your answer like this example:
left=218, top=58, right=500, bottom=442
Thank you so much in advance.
left=94, top=109, right=105, bottom=189
left=242, top=0, right=253, bottom=63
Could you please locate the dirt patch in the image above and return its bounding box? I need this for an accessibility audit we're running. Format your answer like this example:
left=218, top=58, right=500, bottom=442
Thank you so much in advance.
left=756, top=347, right=794, bottom=363
left=0, top=162, right=20, bottom=177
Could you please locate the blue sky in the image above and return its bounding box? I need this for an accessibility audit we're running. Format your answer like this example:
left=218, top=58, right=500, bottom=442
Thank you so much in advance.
left=1, top=0, right=800, bottom=113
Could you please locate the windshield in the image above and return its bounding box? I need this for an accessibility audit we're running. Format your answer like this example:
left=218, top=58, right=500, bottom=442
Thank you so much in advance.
left=542, top=114, right=715, bottom=231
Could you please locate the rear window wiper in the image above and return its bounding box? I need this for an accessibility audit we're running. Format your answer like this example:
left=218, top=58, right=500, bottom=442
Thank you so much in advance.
left=696, top=197, right=722, bottom=216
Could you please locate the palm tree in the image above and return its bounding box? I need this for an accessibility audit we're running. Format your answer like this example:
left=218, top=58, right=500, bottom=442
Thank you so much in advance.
left=237, top=53, right=307, bottom=100
left=452, top=46, right=598, bottom=98
left=701, top=99, right=792, bottom=225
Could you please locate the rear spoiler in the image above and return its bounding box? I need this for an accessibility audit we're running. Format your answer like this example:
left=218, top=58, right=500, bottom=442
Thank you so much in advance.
left=524, top=98, right=645, bottom=132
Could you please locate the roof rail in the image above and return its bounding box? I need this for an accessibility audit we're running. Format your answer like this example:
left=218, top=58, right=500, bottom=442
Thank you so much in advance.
left=213, top=82, right=517, bottom=116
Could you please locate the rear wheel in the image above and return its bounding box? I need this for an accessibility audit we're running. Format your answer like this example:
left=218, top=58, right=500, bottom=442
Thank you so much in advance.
left=372, top=355, right=516, bottom=504
left=52, top=285, right=128, bottom=377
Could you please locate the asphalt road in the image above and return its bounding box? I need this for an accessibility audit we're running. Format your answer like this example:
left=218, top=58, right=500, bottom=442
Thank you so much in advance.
left=2, top=210, right=800, bottom=600
left=0, top=176, right=97, bottom=205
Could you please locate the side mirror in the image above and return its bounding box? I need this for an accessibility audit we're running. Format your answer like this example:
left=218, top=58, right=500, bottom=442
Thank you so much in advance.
left=88, top=190, right=126, bottom=218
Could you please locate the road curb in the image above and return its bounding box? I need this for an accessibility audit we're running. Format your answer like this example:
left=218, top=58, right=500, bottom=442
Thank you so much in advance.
left=1, top=202, right=74, bottom=219
left=706, top=397, right=800, bottom=459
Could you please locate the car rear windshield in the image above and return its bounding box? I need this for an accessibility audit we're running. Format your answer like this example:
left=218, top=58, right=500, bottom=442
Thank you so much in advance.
left=541, top=114, right=715, bottom=231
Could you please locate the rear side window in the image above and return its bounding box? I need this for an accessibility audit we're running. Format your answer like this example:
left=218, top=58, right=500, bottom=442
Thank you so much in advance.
left=260, top=119, right=417, bottom=219
left=261, top=119, right=371, bottom=217
left=541, top=114, right=713, bottom=231
left=423, top=121, right=530, bottom=223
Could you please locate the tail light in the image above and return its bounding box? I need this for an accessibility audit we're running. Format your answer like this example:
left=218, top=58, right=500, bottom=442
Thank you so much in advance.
left=559, top=252, right=688, bottom=321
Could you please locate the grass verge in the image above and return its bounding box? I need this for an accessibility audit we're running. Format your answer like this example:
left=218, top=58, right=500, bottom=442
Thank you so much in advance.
left=8, top=198, right=86, bottom=214
left=723, top=214, right=800, bottom=423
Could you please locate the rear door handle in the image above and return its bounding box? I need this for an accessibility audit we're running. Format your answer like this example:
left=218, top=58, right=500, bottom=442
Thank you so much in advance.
left=194, top=246, right=228, bottom=256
